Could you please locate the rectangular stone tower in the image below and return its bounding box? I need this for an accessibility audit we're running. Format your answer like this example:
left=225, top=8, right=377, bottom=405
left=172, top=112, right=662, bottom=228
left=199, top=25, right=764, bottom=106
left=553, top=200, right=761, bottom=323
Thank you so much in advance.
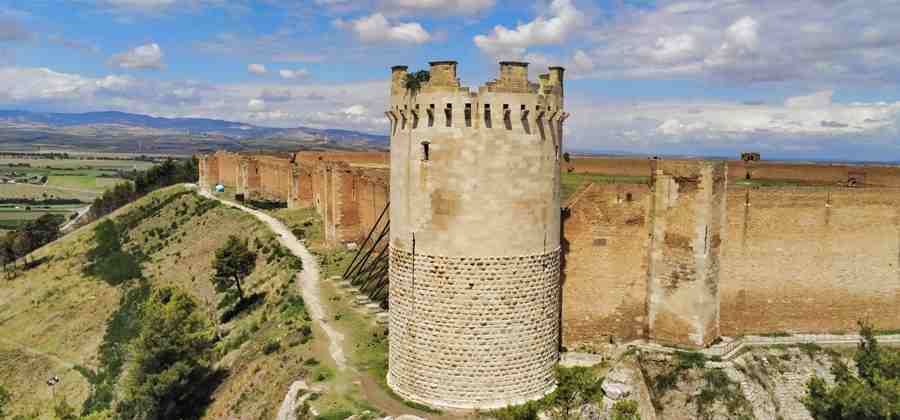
left=646, top=160, right=727, bottom=348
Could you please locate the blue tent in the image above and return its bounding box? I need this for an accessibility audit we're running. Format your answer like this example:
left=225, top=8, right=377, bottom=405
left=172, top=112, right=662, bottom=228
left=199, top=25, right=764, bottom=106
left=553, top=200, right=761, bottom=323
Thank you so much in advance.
left=214, top=184, right=225, bottom=193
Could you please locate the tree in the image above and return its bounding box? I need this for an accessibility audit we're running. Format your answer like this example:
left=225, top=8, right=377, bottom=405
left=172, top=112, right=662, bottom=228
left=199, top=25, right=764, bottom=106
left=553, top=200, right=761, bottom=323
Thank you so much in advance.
left=116, top=287, right=213, bottom=420
left=211, top=236, right=256, bottom=301
left=548, top=367, right=603, bottom=420
left=803, top=321, right=900, bottom=419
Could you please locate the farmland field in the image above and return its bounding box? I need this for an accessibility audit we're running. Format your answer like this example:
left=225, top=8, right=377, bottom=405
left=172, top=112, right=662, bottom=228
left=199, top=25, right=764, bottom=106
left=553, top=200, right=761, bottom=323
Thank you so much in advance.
left=0, top=156, right=156, bottom=230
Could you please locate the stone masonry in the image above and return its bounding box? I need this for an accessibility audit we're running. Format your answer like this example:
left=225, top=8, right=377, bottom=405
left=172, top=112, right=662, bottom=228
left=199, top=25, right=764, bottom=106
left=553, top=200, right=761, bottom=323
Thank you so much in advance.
left=386, top=61, right=566, bottom=409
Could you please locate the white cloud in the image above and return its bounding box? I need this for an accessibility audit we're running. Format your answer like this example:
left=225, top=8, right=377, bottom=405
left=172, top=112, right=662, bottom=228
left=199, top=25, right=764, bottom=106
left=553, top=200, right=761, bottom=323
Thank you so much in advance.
left=563, top=89, right=900, bottom=158
left=279, top=69, right=310, bottom=80
left=337, top=13, right=431, bottom=44
left=0, top=66, right=389, bottom=133
left=248, top=98, right=267, bottom=111
left=785, top=90, right=833, bottom=108
left=473, top=0, right=584, bottom=59
left=573, top=0, right=900, bottom=83
left=248, top=63, right=267, bottom=75
left=109, top=43, right=164, bottom=70
left=383, top=0, right=495, bottom=15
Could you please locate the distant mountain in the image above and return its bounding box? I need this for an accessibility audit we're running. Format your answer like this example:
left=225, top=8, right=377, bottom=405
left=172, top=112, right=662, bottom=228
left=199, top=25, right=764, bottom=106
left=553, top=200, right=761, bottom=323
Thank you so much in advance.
left=0, top=110, right=388, bottom=155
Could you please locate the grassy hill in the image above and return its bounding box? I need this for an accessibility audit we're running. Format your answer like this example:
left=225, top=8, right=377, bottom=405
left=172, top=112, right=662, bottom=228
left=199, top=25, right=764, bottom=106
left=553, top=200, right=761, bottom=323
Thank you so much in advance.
left=0, top=185, right=321, bottom=419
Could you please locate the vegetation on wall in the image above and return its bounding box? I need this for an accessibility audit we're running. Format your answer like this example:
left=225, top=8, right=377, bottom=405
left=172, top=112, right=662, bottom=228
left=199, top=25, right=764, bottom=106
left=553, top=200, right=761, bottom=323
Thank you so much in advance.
left=803, top=322, right=900, bottom=420
left=404, top=70, right=430, bottom=94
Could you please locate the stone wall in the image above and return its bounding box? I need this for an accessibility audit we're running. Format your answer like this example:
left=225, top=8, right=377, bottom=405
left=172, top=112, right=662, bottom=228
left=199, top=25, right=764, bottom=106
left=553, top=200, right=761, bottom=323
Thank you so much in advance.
left=646, top=161, right=727, bottom=348
left=570, top=156, right=900, bottom=187
left=215, top=151, right=241, bottom=189
left=254, top=155, right=293, bottom=202
left=720, top=186, right=900, bottom=335
left=388, top=247, right=561, bottom=409
left=561, top=183, right=651, bottom=347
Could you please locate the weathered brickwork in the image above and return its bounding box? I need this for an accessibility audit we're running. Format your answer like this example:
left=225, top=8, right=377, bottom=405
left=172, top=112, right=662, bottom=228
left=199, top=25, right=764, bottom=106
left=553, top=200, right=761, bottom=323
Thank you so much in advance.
left=387, top=247, right=561, bottom=409
left=720, top=187, right=900, bottom=335
left=646, top=161, right=727, bottom=348
left=387, top=61, right=565, bottom=409
left=570, top=156, right=900, bottom=187
left=561, top=183, right=651, bottom=346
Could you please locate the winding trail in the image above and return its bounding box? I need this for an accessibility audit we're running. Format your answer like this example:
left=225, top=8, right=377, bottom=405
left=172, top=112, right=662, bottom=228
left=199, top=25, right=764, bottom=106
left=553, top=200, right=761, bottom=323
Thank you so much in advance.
left=196, top=188, right=347, bottom=370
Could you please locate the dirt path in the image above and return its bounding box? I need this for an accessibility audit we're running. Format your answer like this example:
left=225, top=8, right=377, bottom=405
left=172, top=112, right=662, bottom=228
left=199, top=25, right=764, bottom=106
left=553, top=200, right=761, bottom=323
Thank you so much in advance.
left=61, top=205, right=91, bottom=232
left=196, top=188, right=347, bottom=370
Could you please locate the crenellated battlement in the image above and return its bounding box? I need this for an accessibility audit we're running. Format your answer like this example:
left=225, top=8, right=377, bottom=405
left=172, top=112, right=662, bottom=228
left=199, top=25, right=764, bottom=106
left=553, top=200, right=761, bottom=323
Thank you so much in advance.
left=387, top=61, right=566, bottom=139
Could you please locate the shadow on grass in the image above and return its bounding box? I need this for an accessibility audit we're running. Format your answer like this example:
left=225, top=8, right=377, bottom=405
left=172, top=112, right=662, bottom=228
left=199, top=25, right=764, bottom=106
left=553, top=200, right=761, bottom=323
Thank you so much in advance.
left=220, top=292, right=266, bottom=324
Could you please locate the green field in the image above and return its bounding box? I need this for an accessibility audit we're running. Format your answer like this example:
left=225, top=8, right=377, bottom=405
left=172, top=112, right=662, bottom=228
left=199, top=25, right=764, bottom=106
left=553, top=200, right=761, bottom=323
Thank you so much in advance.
left=561, top=172, right=651, bottom=202
left=0, top=157, right=154, bottom=231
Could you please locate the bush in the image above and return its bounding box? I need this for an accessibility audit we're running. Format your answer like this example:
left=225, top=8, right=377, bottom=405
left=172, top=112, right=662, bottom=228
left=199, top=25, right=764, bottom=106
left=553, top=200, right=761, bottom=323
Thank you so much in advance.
left=610, top=400, right=640, bottom=420
left=803, top=321, right=900, bottom=419
left=489, top=400, right=541, bottom=420
left=262, top=339, right=281, bottom=355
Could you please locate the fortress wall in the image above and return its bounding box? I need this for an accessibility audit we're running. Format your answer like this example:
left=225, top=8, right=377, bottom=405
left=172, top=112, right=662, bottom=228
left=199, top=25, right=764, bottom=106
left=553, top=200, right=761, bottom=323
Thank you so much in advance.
left=569, top=157, right=656, bottom=177
left=289, top=165, right=315, bottom=209
left=214, top=151, right=241, bottom=189
left=293, top=151, right=389, bottom=166
left=356, top=169, right=390, bottom=241
left=720, top=187, right=900, bottom=335
left=561, top=183, right=652, bottom=347
left=572, top=156, right=900, bottom=187
left=646, top=161, right=726, bottom=347
left=255, top=155, right=293, bottom=202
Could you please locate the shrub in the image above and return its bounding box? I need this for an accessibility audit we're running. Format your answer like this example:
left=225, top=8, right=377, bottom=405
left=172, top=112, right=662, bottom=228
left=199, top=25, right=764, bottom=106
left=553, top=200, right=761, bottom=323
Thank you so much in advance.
left=262, top=339, right=281, bottom=355
left=610, top=400, right=641, bottom=420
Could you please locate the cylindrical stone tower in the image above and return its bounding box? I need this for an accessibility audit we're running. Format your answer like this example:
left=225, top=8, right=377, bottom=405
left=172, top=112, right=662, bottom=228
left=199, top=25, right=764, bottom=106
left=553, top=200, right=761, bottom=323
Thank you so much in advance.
left=386, top=61, right=567, bottom=410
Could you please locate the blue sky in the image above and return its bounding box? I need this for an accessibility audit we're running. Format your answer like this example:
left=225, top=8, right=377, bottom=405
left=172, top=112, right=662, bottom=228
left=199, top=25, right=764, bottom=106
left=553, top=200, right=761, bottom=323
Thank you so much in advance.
left=1, top=0, right=899, bottom=160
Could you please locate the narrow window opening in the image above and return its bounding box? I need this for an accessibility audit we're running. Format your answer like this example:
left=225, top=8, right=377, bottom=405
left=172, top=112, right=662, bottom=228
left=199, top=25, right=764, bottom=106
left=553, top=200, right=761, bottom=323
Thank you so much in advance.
left=503, top=104, right=512, bottom=130
left=537, top=112, right=546, bottom=141
left=626, top=193, right=633, bottom=202
left=521, top=106, right=531, bottom=134
left=464, top=103, right=472, bottom=127
left=412, top=110, right=419, bottom=129
left=445, top=104, right=452, bottom=127
left=400, top=112, right=407, bottom=130
left=427, top=104, right=435, bottom=127
left=421, top=141, right=430, bottom=161
left=484, top=104, right=492, bottom=128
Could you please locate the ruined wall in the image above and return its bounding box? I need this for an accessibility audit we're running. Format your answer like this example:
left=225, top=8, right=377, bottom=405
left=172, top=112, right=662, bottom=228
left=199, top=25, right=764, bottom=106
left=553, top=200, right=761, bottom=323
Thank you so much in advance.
left=237, top=157, right=259, bottom=197
left=255, top=155, right=292, bottom=202
left=289, top=164, right=314, bottom=209
left=645, top=161, right=727, bottom=348
left=561, top=183, right=651, bottom=347
left=215, top=151, right=241, bottom=189
left=720, top=187, right=900, bottom=335
left=293, top=151, right=389, bottom=167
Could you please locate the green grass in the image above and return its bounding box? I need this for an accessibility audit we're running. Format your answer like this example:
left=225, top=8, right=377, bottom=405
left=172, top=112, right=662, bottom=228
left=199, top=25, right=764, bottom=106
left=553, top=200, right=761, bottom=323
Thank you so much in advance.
left=561, top=172, right=650, bottom=202
left=730, top=178, right=823, bottom=187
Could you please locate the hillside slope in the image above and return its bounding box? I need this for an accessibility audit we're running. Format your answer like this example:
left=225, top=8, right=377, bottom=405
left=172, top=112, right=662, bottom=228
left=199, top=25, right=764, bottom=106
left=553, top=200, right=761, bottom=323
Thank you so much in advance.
left=0, top=185, right=321, bottom=419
